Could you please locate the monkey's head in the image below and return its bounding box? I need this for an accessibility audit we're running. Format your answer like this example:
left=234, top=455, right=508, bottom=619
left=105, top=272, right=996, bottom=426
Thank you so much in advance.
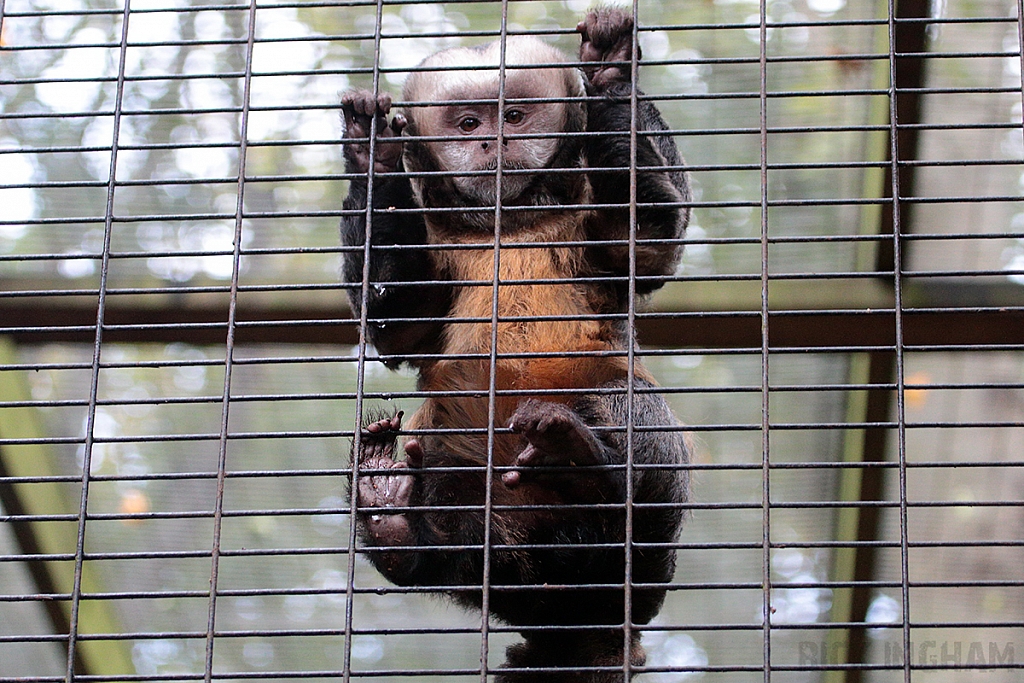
left=401, top=36, right=587, bottom=208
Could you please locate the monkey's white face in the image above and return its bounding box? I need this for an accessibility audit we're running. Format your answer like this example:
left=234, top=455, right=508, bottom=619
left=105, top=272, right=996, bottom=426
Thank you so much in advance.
left=402, top=36, right=587, bottom=207
left=426, top=99, right=566, bottom=204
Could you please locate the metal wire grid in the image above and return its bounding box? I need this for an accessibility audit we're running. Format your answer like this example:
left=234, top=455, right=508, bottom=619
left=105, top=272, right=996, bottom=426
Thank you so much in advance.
left=1, top=0, right=1023, bottom=681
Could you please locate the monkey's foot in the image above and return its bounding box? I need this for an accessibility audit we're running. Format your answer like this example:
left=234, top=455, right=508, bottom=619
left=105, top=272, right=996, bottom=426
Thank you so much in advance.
left=503, top=400, right=604, bottom=488
left=498, top=630, right=645, bottom=682
left=357, top=412, right=414, bottom=545
left=578, top=7, right=636, bottom=90
left=340, top=89, right=407, bottom=173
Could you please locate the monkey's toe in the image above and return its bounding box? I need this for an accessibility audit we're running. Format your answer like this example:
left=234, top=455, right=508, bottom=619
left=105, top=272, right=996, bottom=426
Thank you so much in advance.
left=365, top=410, right=403, bottom=435
left=403, top=438, right=425, bottom=467
left=357, top=411, right=404, bottom=464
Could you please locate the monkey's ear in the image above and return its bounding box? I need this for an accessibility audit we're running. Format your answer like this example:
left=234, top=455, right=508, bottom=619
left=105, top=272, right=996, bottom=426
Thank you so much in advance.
left=565, top=98, right=587, bottom=135
left=565, top=69, right=588, bottom=133
left=567, top=67, right=587, bottom=99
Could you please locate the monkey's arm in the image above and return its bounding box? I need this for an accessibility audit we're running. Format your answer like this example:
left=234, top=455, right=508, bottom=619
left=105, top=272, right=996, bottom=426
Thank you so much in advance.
left=578, top=9, right=690, bottom=295
left=340, top=91, right=451, bottom=365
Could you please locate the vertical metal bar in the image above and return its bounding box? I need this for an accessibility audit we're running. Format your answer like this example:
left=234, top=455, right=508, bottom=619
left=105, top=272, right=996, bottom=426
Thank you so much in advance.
left=202, top=0, right=258, bottom=679
left=64, top=0, right=133, bottom=677
left=838, top=3, right=928, bottom=680
left=623, top=1, right=641, bottom=680
left=342, top=0, right=388, bottom=678
left=1017, top=0, right=1024, bottom=146
left=757, top=1, right=772, bottom=682
left=835, top=351, right=895, bottom=683
left=884, top=2, right=911, bottom=682
left=480, top=4, right=511, bottom=678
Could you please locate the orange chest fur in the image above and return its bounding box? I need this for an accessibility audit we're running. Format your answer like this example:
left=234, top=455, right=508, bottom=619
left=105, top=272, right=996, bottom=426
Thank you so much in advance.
left=423, top=217, right=628, bottom=395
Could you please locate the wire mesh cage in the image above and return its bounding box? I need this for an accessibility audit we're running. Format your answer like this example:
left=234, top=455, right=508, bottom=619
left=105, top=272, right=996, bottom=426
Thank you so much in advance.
left=2, top=0, right=1024, bottom=681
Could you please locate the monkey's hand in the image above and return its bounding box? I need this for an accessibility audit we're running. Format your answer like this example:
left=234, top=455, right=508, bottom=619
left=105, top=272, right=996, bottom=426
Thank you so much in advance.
left=356, top=411, right=416, bottom=548
left=503, top=400, right=606, bottom=491
left=577, top=7, right=640, bottom=91
left=341, top=90, right=407, bottom=174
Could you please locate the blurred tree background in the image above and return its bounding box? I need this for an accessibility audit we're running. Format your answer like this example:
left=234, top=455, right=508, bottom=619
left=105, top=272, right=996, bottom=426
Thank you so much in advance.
left=4, top=0, right=1023, bottom=680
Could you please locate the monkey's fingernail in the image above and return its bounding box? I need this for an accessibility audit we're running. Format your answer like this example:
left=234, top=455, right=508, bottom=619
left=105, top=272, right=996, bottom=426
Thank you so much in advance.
left=502, top=471, right=520, bottom=487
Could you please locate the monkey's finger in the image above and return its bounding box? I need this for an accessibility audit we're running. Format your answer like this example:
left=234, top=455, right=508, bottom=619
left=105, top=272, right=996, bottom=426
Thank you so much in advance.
left=514, top=444, right=544, bottom=468
left=390, top=114, right=408, bottom=135
left=342, top=91, right=373, bottom=117
left=353, top=95, right=381, bottom=118
left=340, top=97, right=363, bottom=124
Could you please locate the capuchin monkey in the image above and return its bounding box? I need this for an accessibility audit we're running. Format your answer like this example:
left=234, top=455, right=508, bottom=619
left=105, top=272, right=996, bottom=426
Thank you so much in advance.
left=340, top=8, right=690, bottom=681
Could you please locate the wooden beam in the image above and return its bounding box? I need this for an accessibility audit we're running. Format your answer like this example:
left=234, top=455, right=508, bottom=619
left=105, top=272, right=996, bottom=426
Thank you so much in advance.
left=2, top=295, right=1020, bottom=349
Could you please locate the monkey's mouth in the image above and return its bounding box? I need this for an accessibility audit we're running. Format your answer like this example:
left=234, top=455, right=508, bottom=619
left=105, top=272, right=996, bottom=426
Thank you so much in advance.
left=481, top=160, right=536, bottom=202
left=459, top=176, right=533, bottom=206
left=482, top=159, right=530, bottom=172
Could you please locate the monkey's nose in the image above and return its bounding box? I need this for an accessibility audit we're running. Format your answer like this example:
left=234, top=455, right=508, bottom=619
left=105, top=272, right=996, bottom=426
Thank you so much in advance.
left=481, top=141, right=489, bottom=150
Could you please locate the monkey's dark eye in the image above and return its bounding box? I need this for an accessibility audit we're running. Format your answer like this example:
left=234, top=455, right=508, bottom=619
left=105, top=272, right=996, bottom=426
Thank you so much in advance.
left=458, top=117, right=480, bottom=132
left=504, top=110, right=525, bottom=125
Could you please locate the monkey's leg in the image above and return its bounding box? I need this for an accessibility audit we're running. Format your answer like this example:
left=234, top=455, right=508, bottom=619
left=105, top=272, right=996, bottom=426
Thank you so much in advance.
left=354, top=412, right=418, bottom=562
left=498, top=629, right=646, bottom=682
left=353, top=410, right=491, bottom=589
